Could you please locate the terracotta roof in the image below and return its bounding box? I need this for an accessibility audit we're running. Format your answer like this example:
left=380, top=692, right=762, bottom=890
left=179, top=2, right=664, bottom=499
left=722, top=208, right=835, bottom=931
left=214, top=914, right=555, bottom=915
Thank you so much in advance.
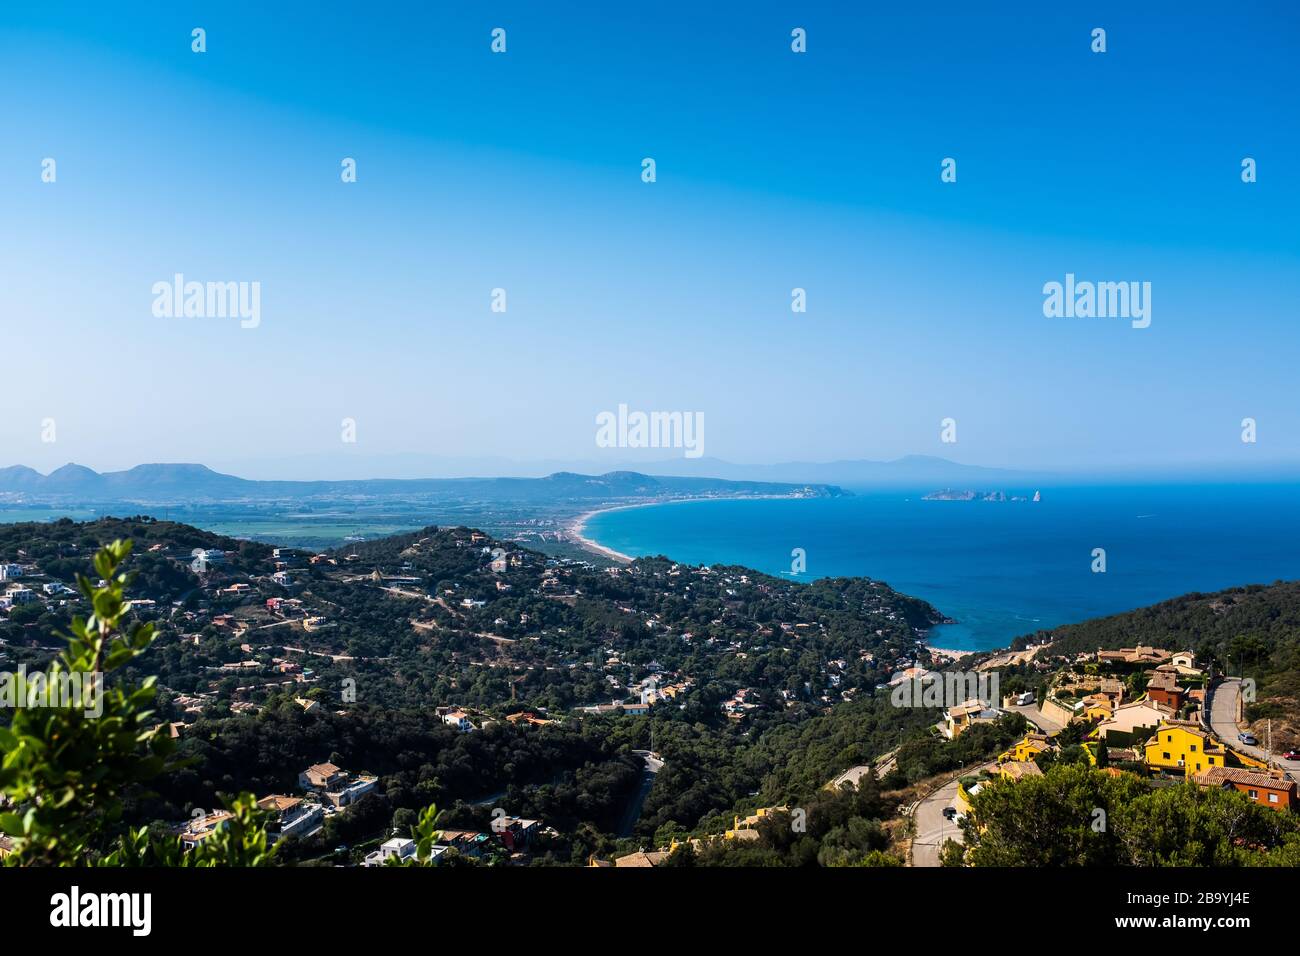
left=1195, top=767, right=1296, bottom=794
left=613, top=850, right=671, bottom=867
left=1000, top=761, right=1043, bottom=780
left=257, top=794, right=303, bottom=812
left=1147, top=671, right=1185, bottom=692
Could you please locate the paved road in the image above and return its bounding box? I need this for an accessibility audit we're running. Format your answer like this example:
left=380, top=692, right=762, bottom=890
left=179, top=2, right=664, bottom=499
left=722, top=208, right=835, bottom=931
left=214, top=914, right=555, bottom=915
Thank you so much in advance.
left=616, top=751, right=664, bottom=837
left=910, top=762, right=996, bottom=867
left=1004, top=702, right=1065, bottom=734
left=1208, top=679, right=1300, bottom=782
left=828, top=749, right=897, bottom=791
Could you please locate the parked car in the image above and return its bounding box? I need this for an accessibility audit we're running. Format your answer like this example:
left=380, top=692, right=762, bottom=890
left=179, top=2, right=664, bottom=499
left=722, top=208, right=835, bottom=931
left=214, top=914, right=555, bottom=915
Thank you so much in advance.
left=1014, top=691, right=1035, bottom=706
left=1238, top=732, right=1259, bottom=746
left=942, top=806, right=958, bottom=820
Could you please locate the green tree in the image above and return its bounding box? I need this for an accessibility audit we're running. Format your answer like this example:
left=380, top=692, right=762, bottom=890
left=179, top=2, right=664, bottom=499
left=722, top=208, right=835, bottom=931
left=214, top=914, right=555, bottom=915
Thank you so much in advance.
left=0, top=539, right=276, bottom=866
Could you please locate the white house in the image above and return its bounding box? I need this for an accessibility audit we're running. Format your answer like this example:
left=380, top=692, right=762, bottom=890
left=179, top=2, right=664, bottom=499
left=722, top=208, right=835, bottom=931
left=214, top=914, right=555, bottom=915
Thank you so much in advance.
left=6, top=587, right=36, bottom=605
left=329, top=777, right=378, bottom=808
left=443, top=710, right=475, bottom=733
left=363, top=837, right=416, bottom=866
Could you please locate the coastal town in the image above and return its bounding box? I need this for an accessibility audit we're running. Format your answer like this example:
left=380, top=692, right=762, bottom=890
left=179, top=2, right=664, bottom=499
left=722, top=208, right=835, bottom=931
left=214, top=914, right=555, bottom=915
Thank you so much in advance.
left=4, top=516, right=1299, bottom=870
left=0, top=515, right=953, bottom=866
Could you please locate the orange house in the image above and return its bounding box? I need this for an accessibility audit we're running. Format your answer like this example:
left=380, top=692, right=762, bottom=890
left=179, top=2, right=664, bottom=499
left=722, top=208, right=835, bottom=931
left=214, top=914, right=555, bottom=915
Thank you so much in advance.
left=1144, top=670, right=1186, bottom=711
left=1194, top=767, right=1296, bottom=811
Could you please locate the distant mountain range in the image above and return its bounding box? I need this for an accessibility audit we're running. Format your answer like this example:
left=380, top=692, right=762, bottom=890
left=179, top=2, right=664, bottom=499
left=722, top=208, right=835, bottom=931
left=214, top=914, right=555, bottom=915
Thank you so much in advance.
left=186, top=451, right=1046, bottom=486
left=0, top=463, right=848, bottom=504
left=187, top=451, right=1300, bottom=486
left=6, top=455, right=1292, bottom=503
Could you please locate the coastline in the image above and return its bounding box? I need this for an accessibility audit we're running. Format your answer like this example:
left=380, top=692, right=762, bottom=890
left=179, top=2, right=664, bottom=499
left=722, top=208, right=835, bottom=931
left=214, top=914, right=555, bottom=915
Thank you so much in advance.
left=567, top=503, right=645, bottom=564
left=567, top=496, right=1022, bottom=658
left=925, top=646, right=976, bottom=663
left=566, top=494, right=822, bottom=566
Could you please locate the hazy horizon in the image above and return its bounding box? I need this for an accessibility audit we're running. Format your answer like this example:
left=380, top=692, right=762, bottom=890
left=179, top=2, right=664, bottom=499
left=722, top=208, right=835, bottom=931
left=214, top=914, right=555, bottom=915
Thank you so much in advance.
left=5, top=452, right=1300, bottom=486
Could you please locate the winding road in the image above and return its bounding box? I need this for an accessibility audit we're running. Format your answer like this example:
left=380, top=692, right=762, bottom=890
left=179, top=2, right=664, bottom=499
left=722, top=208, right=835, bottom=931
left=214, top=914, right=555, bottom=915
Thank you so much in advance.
left=910, top=761, right=997, bottom=867
left=615, top=750, right=664, bottom=838
left=1208, top=678, right=1300, bottom=782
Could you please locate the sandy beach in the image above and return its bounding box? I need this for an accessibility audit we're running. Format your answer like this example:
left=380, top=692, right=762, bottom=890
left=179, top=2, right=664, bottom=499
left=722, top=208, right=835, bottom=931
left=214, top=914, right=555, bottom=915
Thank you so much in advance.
left=925, top=646, right=975, bottom=663
left=566, top=504, right=643, bottom=564
left=566, top=493, right=821, bottom=565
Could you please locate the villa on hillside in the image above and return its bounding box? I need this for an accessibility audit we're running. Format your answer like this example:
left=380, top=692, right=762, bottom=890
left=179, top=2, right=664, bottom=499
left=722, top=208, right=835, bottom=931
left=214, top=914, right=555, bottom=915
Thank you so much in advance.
left=1095, top=700, right=1173, bottom=743
left=999, top=733, right=1058, bottom=763
left=997, top=761, right=1043, bottom=782
left=1194, top=767, right=1296, bottom=812
left=1097, top=645, right=1172, bottom=666
left=1145, top=668, right=1188, bottom=711
left=943, top=699, right=1002, bottom=739
left=1144, top=723, right=1226, bottom=778
left=298, top=761, right=378, bottom=807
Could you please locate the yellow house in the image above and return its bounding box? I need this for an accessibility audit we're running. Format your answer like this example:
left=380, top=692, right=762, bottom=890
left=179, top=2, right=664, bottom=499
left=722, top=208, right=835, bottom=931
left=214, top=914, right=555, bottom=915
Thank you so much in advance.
left=997, top=761, right=1043, bottom=782
left=955, top=781, right=975, bottom=816
left=1144, top=723, right=1226, bottom=777
left=726, top=805, right=788, bottom=839
left=1081, top=693, right=1114, bottom=722
left=998, top=733, right=1057, bottom=763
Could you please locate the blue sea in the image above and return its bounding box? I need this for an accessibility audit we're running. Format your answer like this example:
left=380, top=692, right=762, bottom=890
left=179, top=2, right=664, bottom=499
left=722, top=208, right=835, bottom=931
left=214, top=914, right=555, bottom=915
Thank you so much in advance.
left=584, top=484, right=1300, bottom=652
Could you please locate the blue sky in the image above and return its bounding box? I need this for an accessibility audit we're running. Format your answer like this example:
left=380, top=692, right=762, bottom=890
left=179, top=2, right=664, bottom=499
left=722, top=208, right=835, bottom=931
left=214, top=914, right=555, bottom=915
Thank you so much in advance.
left=2, top=1, right=1297, bottom=477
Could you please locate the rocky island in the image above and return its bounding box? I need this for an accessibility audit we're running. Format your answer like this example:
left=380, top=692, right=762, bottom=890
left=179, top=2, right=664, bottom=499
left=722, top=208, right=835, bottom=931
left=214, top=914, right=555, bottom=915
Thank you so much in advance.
left=923, top=489, right=1041, bottom=502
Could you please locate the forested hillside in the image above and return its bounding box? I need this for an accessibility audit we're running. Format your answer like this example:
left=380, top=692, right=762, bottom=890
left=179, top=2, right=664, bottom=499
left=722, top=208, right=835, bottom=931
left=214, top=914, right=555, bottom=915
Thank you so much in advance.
left=1012, top=581, right=1300, bottom=725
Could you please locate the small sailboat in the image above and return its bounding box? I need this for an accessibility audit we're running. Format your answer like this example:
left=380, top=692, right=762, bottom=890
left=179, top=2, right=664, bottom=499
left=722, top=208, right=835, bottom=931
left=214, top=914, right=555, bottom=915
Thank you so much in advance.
left=1032, top=490, right=1041, bottom=502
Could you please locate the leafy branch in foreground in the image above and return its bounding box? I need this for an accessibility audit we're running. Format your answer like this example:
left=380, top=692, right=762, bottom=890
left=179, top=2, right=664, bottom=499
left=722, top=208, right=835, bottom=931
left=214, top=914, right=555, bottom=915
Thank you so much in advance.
left=388, top=802, right=443, bottom=866
left=0, top=539, right=274, bottom=866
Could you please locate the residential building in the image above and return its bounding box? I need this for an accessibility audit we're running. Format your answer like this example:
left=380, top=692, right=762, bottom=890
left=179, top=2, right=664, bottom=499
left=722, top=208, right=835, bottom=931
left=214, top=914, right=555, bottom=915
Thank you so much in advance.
left=505, top=711, right=553, bottom=727
left=609, top=849, right=672, bottom=867
left=1080, top=693, right=1114, bottom=721
left=1097, top=645, right=1172, bottom=666
left=257, top=794, right=325, bottom=841
left=442, top=709, right=475, bottom=732
left=328, top=777, right=378, bottom=808
left=436, top=829, right=492, bottom=858
left=1193, top=767, right=1296, bottom=811
left=999, top=733, right=1058, bottom=763
left=1096, top=700, right=1173, bottom=742
left=5, top=586, right=36, bottom=605
left=495, top=816, right=540, bottom=852
left=1145, top=669, right=1188, bottom=711
left=943, top=699, right=1001, bottom=739
left=1144, top=722, right=1227, bottom=777
left=997, top=761, right=1044, bottom=782
left=298, top=762, right=346, bottom=791
left=176, top=810, right=234, bottom=849
left=363, top=837, right=417, bottom=866
left=579, top=700, right=650, bottom=716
